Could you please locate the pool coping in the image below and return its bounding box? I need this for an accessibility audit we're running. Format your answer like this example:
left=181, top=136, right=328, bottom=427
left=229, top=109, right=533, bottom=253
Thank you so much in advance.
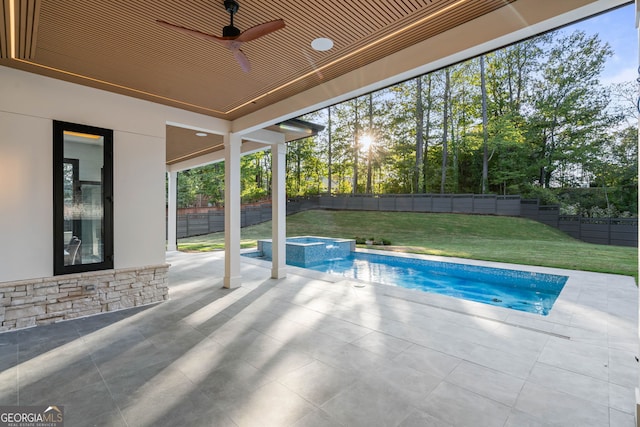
left=241, top=247, right=638, bottom=340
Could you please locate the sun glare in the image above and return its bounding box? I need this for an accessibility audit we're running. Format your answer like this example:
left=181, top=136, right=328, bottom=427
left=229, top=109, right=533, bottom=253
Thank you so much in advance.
left=360, top=134, right=374, bottom=151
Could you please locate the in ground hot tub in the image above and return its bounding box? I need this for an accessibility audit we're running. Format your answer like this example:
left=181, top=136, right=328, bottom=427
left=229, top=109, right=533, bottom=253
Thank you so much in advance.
left=257, top=236, right=355, bottom=267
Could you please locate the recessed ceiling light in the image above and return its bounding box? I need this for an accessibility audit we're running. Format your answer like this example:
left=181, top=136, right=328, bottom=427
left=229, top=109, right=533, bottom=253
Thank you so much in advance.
left=311, top=37, right=334, bottom=51
left=195, top=132, right=207, bottom=137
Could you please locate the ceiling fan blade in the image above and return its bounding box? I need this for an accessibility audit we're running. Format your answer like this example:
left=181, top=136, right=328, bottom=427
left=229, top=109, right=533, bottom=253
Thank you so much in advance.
left=156, top=20, right=231, bottom=46
left=233, top=49, right=251, bottom=73
left=236, top=19, right=285, bottom=43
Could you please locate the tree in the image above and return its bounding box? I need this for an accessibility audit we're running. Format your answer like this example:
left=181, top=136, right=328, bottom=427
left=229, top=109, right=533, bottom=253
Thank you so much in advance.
left=327, top=101, right=358, bottom=194
left=422, top=74, right=433, bottom=193
left=177, top=163, right=225, bottom=208
left=589, top=126, right=638, bottom=215
left=486, top=37, right=543, bottom=117
left=382, top=80, right=420, bottom=193
left=528, top=30, right=614, bottom=188
left=414, top=76, right=425, bottom=193
left=327, top=106, right=333, bottom=195
left=440, top=69, right=450, bottom=193
left=241, top=151, right=270, bottom=202
left=480, top=55, right=489, bottom=193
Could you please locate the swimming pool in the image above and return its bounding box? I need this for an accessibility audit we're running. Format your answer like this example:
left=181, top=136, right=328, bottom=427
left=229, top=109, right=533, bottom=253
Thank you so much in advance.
left=301, top=251, right=568, bottom=315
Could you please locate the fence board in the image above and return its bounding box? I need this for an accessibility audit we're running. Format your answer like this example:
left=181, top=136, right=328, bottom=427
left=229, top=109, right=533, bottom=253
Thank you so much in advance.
left=474, top=196, right=496, bottom=214
left=431, top=196, right=453, bottom=212
left=395, top=196, right=413, bottom=211
left=497, top=197, right=521, bottom=216
left=378, top=197, right=396, bottom=211
left=452, top=195, right=473, bottom=213
left=413, top=196, right=431, bottom=212
left=362, top=197, right=379, bottom=210
left=173, top=194, right=637, bottom=246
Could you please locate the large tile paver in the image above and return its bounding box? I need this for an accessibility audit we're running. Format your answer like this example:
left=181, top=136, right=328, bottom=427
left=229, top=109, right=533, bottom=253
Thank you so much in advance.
left=515, top=381, right=610, bottom=426
left=537, top=337, right=609, bottom=381
left=0, top=250, right=636, bottom=426
left=397, top=410, right=454, bottom=427
left=223, top=381, right=316, bottom=427
left=321, top=380, right=414, bottom=427
left=527, top=362, right=609, bottom=406
left=392, top=343, right=461, bottom=378
left=279, top=360, right=358, bottom=406
left=421, top=381, right=511, bottom=427
left=351, top=330, right=413, bottom=358
left=445, top=360, right=525, bottom=406
left=464, top=342, right=538, bottom=379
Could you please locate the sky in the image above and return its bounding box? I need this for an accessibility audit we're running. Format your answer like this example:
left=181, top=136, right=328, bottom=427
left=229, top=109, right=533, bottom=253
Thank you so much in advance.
left=564, top=3, right=637, bottom=85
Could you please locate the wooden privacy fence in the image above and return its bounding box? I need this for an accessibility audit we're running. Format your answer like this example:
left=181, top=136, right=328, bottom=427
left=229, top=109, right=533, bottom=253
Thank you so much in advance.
left=175, top=194, right=638, bottom=247
left=519, top=201, right=638, bottom=247
left=316, top=194, right=521, bottom=215
left=176, top=197, right=321, bottom=238
left=177, top=204, right=269, bottom=238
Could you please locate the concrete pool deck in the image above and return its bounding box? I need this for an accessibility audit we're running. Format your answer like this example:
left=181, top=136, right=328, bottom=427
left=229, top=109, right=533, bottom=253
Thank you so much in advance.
left=0, top=250, right=637, bottom=426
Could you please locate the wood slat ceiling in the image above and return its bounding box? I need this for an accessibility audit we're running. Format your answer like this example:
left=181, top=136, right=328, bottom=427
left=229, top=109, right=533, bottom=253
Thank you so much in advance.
left=0, top=1, right=9, bottom=58
left=166, top=125, right=225, bottom=165
left=1, top=0, right=515, bottom=121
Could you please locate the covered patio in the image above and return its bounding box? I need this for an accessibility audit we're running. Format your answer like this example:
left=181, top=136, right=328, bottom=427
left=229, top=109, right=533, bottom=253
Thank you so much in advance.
left=1, top=0, right=638, bottom=425
left=1, top=251, right=636, bottom=426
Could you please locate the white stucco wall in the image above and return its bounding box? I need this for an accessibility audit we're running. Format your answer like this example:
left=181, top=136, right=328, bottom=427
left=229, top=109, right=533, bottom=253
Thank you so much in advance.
left=0, top=65, right=226, bottom=282
left=0, top=111, right=53, bottom=281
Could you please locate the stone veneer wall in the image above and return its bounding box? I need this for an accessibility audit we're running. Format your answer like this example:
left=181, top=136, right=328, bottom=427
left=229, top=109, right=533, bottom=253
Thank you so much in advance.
left=0, top=265, right=169, bottom=332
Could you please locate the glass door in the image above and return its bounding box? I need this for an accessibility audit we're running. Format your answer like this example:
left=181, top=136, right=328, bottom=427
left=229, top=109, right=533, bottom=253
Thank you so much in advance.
left=54, top=121, right=113, bottom=274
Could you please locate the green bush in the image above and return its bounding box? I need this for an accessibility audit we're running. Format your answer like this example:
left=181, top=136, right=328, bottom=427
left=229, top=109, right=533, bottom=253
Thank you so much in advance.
left=241, top=186, right=267, bottom=204
left=518, top=184, right=560, bottom=205
left=354, top=236, right=391, bottom=245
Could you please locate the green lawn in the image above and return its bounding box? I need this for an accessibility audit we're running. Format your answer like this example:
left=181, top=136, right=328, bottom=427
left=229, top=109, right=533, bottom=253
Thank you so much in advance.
left=178, top=210, right=638, bottom=281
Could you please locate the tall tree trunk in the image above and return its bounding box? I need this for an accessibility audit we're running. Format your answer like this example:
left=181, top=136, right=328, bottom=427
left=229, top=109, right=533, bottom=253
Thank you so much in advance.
left=440, top=70, right=450, bottom=194
left=451, top=102, right=458, bottom=193
left=423, top=75, right=432, bottom=193
left=366, top=93, right=373, bottom=194
left=480, top=55, right=489, bottom=194
left=327, top=106, right=332, bottom=195
left=296, top=147, right=301, bottom=193
left=414, top=77, right=424, bottom=193
left=353, top=101, right=359, bottom=194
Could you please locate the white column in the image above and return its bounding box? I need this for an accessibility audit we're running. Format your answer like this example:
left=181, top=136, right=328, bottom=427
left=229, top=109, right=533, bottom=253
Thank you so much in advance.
left=636, top=0, right=640, bottom=427
left=271, top=142, right=287, bottom=279
left=166, top=170, right=178, bottom=251
left=224, top=133, right=242, bottom=289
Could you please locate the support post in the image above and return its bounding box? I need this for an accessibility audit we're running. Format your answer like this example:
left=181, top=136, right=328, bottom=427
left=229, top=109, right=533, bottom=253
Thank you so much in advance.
left=224, top=133, right=242, bottom=288
left=271, top=142, right=287, bottom=279
left=166, top=170, right=178, bottom=251
left=635, top=4, right=639, bottom=425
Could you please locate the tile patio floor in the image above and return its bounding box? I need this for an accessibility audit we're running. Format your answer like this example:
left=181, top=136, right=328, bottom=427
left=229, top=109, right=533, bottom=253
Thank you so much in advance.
left=0, top=250, right=638, bottom=426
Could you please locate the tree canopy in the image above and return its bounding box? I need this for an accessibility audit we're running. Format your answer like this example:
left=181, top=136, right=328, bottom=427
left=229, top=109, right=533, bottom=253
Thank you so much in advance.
left=176, top=27, right=638, bottom=217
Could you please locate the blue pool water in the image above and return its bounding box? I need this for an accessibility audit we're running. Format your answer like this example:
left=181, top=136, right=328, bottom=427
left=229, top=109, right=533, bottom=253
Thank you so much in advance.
left=290, top=251, right=567, bottom=315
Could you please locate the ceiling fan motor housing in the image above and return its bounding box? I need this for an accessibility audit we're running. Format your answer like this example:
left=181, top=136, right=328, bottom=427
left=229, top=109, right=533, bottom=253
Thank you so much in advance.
left=224, top=0, right=239, bottom=15
left=223, top=25, right=241, bottom=37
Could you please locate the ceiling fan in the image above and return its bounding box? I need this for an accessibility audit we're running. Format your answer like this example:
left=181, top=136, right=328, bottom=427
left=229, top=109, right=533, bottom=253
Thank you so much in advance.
left=157, top=0, right=285, bottom=73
